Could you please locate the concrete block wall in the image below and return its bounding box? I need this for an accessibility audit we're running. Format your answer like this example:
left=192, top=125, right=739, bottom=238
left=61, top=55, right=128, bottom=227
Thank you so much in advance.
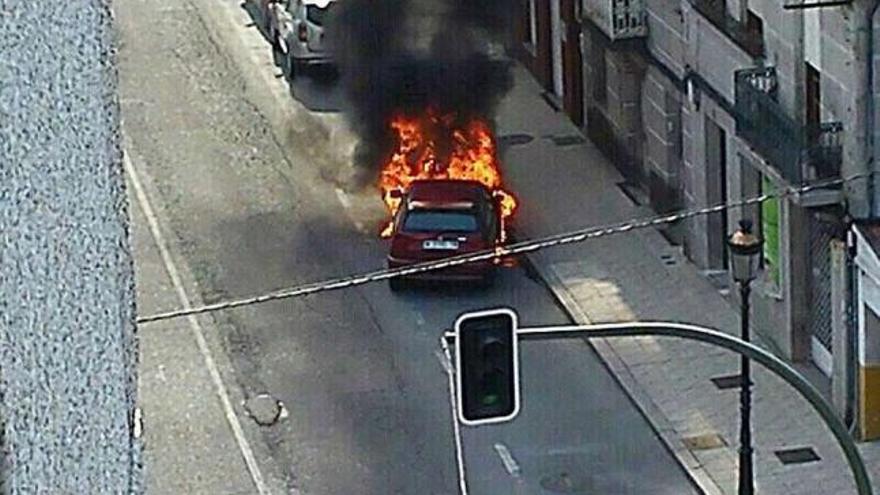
left=685, top=8, right=755, bottom=106
left=642, top=66, right=683, bottom=212
left=605, top=51, right=646, bottom=177
left=0, top=1, right=141, bottom=492
left=751, top=1, right=803, bottom=118
left=645, top=0, right=686, bottom=77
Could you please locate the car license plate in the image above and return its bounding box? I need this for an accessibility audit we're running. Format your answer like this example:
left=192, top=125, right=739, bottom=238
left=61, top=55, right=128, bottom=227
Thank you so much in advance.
left=423, top=239, right=459, bottom=250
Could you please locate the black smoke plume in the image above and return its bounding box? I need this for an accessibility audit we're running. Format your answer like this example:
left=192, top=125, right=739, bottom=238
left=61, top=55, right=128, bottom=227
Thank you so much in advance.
left=327, top=0, right=518, bottom=185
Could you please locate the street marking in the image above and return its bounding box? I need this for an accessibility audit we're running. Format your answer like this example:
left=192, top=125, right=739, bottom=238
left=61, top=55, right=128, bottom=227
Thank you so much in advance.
left=441, top=338, right=470, bottom=495
left=494, top=443, right=523, bottom=479
left=124, top=149, right=271, bottom=495
left=133, top=407, right=143, bottom=439
left=415, top=312, right=426, bottom=326
left=156, top=364, right=167, bottom=383
left=335, top=188, right=352, bottom=209
left=335, top=188, right=366, bottom=233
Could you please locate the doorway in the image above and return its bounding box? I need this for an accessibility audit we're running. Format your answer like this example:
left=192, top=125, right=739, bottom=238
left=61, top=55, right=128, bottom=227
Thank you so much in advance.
left=705, top=118, right=729, bottom=269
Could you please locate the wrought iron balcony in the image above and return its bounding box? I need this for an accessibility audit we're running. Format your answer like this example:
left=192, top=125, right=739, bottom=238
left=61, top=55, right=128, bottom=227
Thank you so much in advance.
left=734, top=67, right=843, bottom=187
left=582, top=0, right=647, bottom=41
left=691, top=0, right=765, bottom=58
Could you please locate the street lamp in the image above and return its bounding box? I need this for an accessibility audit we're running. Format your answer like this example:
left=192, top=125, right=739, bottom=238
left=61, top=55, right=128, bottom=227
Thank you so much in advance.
left=727, top=219, right=762, bottom=495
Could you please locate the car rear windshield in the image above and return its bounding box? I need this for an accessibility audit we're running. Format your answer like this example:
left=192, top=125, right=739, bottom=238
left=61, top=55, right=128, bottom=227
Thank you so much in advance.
left=402, top=210, right=479, bottom=233
left=306, top=4, right=333, bottom=25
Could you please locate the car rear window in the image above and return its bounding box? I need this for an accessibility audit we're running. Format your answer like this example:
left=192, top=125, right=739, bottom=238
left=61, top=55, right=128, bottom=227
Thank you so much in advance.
left=402, top=210, right=479, bottom=233
left=306, top=4, right=333, bottom=25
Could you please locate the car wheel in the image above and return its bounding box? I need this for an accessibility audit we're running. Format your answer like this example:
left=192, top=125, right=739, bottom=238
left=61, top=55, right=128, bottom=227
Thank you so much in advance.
left=389, top=277, right=405, bottom=292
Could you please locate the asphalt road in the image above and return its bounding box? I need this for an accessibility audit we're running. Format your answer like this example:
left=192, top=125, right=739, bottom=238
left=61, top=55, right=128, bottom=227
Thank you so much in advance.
left=116, top=0, right=702, bottom=493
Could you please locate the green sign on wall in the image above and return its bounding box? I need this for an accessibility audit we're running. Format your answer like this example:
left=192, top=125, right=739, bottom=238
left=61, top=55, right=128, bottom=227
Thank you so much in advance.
left=762, top=176, right=780, bottom=287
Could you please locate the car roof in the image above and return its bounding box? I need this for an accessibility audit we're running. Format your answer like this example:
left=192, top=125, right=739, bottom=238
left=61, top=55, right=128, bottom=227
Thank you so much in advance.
left=406, top=180, right=490, bottom=206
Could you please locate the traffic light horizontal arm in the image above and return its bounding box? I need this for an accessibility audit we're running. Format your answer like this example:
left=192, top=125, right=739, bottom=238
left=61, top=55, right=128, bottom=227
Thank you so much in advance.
left=444, top=321, right=872, bottom=495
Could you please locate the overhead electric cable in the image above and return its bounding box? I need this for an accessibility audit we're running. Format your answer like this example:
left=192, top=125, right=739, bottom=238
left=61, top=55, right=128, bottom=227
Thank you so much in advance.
left=137, top=172, right=871, bottom=324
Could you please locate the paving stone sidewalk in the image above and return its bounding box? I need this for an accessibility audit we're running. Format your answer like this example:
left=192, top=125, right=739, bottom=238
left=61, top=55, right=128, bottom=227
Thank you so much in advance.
left=497, top=66, right=880, bottom=495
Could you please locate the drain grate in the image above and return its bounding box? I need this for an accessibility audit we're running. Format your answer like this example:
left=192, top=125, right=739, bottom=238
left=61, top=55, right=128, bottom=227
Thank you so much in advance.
left=775, top=447, right=821, bottom=465
left=661, top=254, right=677, bottom=266
left=550, top=135, right=586, bottom=146
left=711, top=374, right=745, bottom=390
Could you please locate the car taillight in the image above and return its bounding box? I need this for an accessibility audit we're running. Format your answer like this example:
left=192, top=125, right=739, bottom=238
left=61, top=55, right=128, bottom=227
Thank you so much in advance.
left=297, top=23, right=308, bottom=42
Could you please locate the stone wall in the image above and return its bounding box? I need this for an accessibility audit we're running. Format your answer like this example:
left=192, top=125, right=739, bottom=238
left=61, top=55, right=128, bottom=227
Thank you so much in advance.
left=0, top=1, right=141, bottom=492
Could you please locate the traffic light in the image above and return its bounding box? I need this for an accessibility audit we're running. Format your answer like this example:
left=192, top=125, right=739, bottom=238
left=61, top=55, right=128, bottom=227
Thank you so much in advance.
left=454, top=308, right=520, bottom=426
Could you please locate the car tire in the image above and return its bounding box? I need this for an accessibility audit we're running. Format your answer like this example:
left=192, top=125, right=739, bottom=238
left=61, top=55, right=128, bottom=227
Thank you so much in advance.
left=389, top=277, right=405, bottom=292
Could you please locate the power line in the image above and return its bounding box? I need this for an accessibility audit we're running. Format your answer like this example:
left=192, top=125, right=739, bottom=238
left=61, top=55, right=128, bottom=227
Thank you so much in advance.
left=137, top=172, right=870, bottom=324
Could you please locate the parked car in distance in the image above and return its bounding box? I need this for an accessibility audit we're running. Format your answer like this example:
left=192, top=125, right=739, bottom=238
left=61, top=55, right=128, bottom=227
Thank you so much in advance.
left=386, top=180, right=504, bottom=291
left=268, top=0, right=337, bottom=79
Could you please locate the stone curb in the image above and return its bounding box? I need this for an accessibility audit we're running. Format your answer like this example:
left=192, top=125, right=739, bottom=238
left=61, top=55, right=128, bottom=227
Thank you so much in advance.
left=524, top=252, right=725, bottom=495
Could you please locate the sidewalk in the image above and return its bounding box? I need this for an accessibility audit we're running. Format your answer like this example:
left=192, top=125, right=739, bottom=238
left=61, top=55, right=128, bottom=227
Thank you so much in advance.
left=496, top=65, right=880, bottom=494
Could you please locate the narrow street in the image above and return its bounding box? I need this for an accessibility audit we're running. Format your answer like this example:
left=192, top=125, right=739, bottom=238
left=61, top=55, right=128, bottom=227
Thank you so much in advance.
left=117, top=0, right=701, bottom=493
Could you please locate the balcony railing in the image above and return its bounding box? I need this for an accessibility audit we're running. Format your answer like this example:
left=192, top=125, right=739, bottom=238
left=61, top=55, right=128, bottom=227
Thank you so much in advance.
left=734, top=67, right=843, bottom=186
left=582, top=0, right=647, bottom=41
left=691, top=0, right=765, bottom=58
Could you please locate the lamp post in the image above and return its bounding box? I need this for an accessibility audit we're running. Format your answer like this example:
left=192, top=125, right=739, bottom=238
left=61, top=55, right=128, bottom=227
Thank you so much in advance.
left=727, top=219, right=763, bottom=495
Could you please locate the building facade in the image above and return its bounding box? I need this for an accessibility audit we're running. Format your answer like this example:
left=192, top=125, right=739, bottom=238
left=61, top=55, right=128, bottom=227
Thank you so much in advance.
left=514, top=0, right=880, bottom=439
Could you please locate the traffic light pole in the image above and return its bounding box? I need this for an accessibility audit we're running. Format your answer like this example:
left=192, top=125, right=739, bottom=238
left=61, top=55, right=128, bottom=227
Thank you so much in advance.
left=442, top=321, right=873, bottom=495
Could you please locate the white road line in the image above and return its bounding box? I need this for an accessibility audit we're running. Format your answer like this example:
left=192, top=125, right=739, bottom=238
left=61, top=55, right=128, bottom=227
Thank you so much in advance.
left=334, top=188, right=352, bottom=209
left=335, top=188, right=367, bottom=233
left=124, top=150, right=271, bottom=495
left=415, top=312, right=426, bottom=326
left=493, top=443, right=523, bottom=479
left=440, top=337, right=469, bottom=495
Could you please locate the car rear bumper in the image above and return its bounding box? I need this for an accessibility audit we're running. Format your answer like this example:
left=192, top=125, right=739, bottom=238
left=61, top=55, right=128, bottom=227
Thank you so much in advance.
left=387, top=255, right=495, bottom=280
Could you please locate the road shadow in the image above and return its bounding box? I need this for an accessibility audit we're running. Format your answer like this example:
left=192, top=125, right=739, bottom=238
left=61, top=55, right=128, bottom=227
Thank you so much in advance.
left=240, top=0, right=271, bottom=43
left=282, top=60, right=351, bottom=114
left=239, top=1, right=350, bottom=114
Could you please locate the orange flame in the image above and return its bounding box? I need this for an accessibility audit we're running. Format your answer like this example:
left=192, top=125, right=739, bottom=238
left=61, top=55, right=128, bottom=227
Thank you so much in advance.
left=378, top=107, right=517, bottom=238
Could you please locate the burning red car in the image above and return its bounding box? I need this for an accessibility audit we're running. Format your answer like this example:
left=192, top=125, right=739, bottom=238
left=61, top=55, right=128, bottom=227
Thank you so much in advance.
left=386, top=179, right=503, bottom=290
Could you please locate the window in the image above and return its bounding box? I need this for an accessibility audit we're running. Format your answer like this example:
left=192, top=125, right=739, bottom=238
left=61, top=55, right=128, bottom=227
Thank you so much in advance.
left=693, top=0, right=765, bottom=58
left=761, top=175, right=781, bottom=289
left=745, top=10, right=763, bottom=41
left=306, top=3, right=334, bottom=25
left=805, top=63, right=821, bottom=144
left=402, top=210, right=479, bottom=233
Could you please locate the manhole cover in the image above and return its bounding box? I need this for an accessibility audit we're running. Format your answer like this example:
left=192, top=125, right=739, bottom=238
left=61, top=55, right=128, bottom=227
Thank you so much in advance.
left=540, top=472, right=591, bottom=493
left=498, top=133, right=535, bottom=147
left=243, top=393, right=283, bottom=426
